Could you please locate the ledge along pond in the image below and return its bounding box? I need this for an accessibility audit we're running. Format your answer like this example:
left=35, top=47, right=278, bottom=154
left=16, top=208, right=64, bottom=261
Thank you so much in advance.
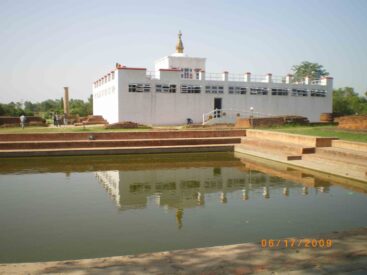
left=0, top=152, right=366, bottom=263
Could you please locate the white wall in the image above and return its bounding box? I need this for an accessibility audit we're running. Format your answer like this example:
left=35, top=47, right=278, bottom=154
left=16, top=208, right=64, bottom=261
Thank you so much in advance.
left=155, top=55, right=206, bottom=72
left=116, top=69, right=332, bottom=125
left=93, top=72, right=119, bottom=123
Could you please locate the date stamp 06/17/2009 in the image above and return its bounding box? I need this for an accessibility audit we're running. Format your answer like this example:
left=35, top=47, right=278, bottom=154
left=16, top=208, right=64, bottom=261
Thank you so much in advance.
left=261, top=239, right=333, bottom=248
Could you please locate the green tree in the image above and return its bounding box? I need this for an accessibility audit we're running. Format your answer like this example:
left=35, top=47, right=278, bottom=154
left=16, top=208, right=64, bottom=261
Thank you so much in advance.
left=333, top=87, right=367, bottom=116
left=292, top=61, right=329, bottom=82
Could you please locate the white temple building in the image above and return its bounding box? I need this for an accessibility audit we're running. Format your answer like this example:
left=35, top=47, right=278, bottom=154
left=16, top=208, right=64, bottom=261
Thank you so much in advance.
left=93, top=32, right=333, bottom=125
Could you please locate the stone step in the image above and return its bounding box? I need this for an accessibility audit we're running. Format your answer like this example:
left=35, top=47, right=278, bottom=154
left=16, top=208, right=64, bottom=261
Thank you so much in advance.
left=332, top=140, right=367, bottom=153
left=245, top=129, right=337, bottom=147
left=0, top=137, right=241, bottom=150
left=297, top=156, right=367, bottom=180
left=0, top=144, right=234, bottom=158
left=0, top=129, right=246, bottom=142
left=241, top=137, right=315, bottom=155
left=235, top=144, right=302, bottom=161
left=315, top=147, right=367, bottom=165
left=302, top=154, right=367, bottom=174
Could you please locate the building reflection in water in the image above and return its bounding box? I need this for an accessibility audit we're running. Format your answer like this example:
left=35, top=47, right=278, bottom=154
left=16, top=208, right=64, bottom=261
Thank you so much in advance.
left=95, top=164, right=331, bottom=229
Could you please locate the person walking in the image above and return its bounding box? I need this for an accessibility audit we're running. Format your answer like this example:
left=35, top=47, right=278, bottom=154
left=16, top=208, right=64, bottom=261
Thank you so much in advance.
left=19, top=114, right=26, bottom=129
left=53, top=113, right=57, bottom=127
left=55, top=114, right=60, bottom=127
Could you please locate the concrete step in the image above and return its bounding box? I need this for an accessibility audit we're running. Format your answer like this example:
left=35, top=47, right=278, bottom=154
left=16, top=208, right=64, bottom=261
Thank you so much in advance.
left=0, top=129, right=246, bottom=142
left=235, top=145, right=367, bottom=182
left=0, top=137, right=241, bottom=150
left=241, top=137, right=315, bottom=155
left=332, top=140, right=367, bottom=153
left=0, top=144, right=235, bottom=158
left=315, top=147, right=367, bottom=165
left=302, top=154, right=367, bottom=174
left=296, top=156, right=367, bottom=181
left=235, top=143, right=302, bottom=161
left=245, top=129, right=337, bottom=147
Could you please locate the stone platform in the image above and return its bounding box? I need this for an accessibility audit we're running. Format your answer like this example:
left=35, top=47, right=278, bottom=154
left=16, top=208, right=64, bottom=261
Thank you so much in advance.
left=235, top=129, right=367, bottom=182
left=0, top=130, right=245, bottom=157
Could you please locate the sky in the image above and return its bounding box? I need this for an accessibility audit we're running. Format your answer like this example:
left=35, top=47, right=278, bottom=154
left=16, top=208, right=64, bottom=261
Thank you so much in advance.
left=0, top=0, right=366, bottom=103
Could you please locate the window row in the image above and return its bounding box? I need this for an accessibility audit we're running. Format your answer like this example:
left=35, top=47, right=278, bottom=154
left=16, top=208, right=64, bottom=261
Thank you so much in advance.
left=128, top=84, right=151, bottom=93
left=127, top=84, right=326, bottom=97
left=94, top=72, right=115, bottom=88
left=229, top=86, right=246, bottom=94
left=271, top=88, right=288, bottom=96
left=250, top=88, right=268, bottom=95
left=156, top=84, right=176, bottom=93
left=181, top=85, right=201, bottom=93
left=206, top=86, right=224, bottom=94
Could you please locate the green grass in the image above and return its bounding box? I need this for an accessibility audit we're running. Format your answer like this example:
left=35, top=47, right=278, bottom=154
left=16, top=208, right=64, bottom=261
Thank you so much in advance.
left=266, top=125, right=367, bottom=143
left=0, top=125, right=152, bottom=134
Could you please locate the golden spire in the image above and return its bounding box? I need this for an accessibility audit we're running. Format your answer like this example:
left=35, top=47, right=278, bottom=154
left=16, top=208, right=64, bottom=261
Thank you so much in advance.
left=176, top=30, right=184, bottom=53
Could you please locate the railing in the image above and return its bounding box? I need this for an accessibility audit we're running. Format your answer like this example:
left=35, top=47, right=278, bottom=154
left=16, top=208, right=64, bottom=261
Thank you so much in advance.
left=145, top=70, right=326, bottom=86
left=228, top=74, right=245, bottom=82
left=249, top=75, right=268, bottom=83
left=202, top=108, right=273, bottom=125
left=206, top=73, right=223, bottom=81
left=271, top=76, right=286, bottom=83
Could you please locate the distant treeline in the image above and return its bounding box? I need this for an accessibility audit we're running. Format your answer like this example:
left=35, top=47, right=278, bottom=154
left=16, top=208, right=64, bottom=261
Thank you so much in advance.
left=0, top=95, right=93, bottom=118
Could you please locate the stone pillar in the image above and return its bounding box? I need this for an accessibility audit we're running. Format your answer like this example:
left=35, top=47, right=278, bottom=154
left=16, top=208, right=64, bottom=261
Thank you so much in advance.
left=244, top=72, right=251, bottom=82
left=199, top=70, right=206, bottom=80
left=222, top=71, right=228, bottom=81
left=285, top=74, right=293, bottom=84
left=321, top=76, right=333, bottom=87
left=266, top=73, right=272, bottom=83
left=63, top=87, right=69, bottom=116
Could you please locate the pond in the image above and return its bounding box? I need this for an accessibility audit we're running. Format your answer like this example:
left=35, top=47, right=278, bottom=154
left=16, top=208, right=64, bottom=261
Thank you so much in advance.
left=0, top=152, right=366, bottom=263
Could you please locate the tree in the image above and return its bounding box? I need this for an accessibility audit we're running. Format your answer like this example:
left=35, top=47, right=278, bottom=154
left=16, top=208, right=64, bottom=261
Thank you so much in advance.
left=333, top=87, right=367, bottom=116
left=0, top=97, right=93, bottom=118
left=292, top=61, right=329, bottom=82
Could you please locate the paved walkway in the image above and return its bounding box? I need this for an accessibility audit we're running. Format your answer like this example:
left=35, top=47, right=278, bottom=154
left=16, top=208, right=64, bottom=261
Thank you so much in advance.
left=1, top=227, right=366, bottom=274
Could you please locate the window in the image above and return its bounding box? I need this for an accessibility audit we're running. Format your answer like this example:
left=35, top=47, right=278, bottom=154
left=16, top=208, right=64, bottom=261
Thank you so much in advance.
left=169, top=84, right=176, bottom=93
left=181, top=85, right=201, bottom=93
left=310, top=89, right=326, bottom=97
left=181, top=68, right=193, bottom=79
left=196, top=72, right=200, bottom=79
left=271, top=88, right=288, bottom=96
left=205, top=86, right=224, bottom=94
left=291, top=89, right=307, bottom=96
left=156, top=84, right=176, bottom=93
left=128, top=84, right=151, bottom=93
left=229, top=86, right=247, bottom=94
left=250, top=87, right=268, bottom=95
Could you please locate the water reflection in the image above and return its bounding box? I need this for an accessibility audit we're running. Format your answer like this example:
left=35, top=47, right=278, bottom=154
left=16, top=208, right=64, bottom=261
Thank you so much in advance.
left=0, top=152, right=366, bottom=263
left=95, top=161, right=334, bottom=229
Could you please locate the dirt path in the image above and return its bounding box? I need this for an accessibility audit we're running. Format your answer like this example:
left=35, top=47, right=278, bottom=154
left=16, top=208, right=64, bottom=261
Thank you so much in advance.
left=1, top=227, right=366, bottom=274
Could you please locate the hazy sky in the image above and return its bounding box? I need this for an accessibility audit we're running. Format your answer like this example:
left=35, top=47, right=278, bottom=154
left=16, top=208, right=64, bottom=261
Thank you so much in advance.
left=0, top=0, right=366, bottom=103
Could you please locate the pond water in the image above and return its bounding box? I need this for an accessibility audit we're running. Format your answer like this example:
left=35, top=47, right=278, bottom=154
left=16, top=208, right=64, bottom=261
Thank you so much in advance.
left=0, top=152, right=366, bottom=263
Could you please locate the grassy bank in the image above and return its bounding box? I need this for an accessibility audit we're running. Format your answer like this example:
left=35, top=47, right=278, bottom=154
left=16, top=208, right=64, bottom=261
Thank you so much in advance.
left=267, top=125, right=367, bottom=143
left=0, top=125, right=152, bottom=134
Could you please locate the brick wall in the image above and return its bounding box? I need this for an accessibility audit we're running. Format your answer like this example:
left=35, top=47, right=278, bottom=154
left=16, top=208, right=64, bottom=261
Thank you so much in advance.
left=338, top=115, right=367, bottom=130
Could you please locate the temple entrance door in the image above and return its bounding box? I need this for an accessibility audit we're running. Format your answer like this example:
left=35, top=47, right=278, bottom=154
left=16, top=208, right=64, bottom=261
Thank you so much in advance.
left=214, top=98, right=222, bottom=118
